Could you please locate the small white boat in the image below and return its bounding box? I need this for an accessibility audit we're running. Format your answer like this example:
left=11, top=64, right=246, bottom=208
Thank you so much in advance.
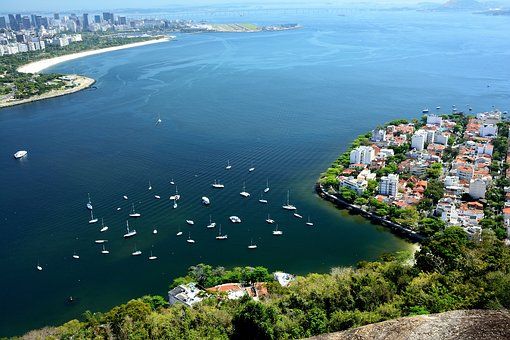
left=259, top=193, right=267, bottom=204
left=202, top=196, right=210, bottom=205
left=436, top=106, right=441, bottom=110
left=148, top=250, right=158, bottom=260
left=212, top=180, right=225, bottom=188
left=36, top=263, right=43, bottom=271
left=306, top=216, right=314, bottom=226
left=116, top=207, right=121, bottom=211
left=156, top=113, right=162, bottom=125
left=169, top=187, right=180, bottom=201
left=100, top=218, right=108, bottom=232
left=88, top=211, right=98, bottom=224
left=294, top=212, right=303, bottom=219
left=132, top=245, right=142, bottom=256
left=86, top=193, right=93, bottom=210
left=123, top=195, right=128, bottom=200
left=264, top=178, right=270, bottom=193
left=229, top=216, right=241, bottom=223
left=129, top=203, right=141, bottom=218
left=240, top=182, right=250, bottom=197
left=226, top=160, right=232, bottom=170
left=14, top=150, right=28, bottom=159
left=95, top=239, right=107, bottom=244
left=248, top=239, right=257, bottom=249
left=153, top=228, right=158, bottom=234
left=154, top=195, right=161, bottom=199
left=170, top=178, right=175, bottom=185
left=101, top=245, right=109, bottom=254
left=266, top=214, right=275, bottom=224
left=72, top=252, right=80, bottom=259
left=249, top=167, right=255, bottom=172
left=216, top=225, right=228, bottom=240
left=422, top=108, right=429, bottom=114
left=148, top=181, right=152, bottom=190
left=282, top=190, right=297, bottom=211
left=186, top=220, right=194, bottom=225
left=173, top=199, right=178, bottom=209
left=176, top=230, right=183, bottom=236
left=123, top=221, right=137, bottom=238
left=273, top=224, right=283, bottom=236
left=187, top=232, right=195, bottom=244
left=206, top=215, right=216, bottom=229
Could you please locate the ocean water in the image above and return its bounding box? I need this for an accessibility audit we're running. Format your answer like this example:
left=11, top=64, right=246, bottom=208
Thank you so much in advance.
left=1, top=9, right=509, bottom=336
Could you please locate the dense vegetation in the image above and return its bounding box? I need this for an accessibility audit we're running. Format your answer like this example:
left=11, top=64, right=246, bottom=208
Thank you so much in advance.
left=21, top=227, right=510, bottom=339
left=0, top=33, right=159, bottom=99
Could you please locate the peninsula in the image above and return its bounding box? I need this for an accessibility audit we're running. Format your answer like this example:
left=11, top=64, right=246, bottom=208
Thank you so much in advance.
left=318, top=109, right=510, bottom=243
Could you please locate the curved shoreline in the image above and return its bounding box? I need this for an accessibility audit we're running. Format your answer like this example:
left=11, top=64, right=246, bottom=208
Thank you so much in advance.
left=17, top=37, right=171, bottom=74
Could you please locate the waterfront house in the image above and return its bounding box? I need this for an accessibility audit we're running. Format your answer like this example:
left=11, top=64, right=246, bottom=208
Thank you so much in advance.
left=168, top=283, right=204, bottom=307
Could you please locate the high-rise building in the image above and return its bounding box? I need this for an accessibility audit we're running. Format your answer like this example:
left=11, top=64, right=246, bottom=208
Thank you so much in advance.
left=41, top=17, right=49, bottom=29
left=8, top=14, right=19, bottom=30
left=349, top=146, right=375, bottom=165
left=22, top=16, right=31, bottom=30
left=379, top=174, right=399, bottom=197
left=82, top=13, right=89, bottom=31
left=102, top=12, right=114, bottom=23
left=94, top=15, right=101, bottom=24
left=54, top=13, right=60, bottom=20
left=0, top=16, right=6, bottom=29
left=31, top=14, right=37, bottom=26
left=119, top=16, right=127, bottom=25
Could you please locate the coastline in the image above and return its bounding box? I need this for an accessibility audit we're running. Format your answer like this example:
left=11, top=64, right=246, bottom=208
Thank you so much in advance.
left=17, top=37, right=171, bottom=74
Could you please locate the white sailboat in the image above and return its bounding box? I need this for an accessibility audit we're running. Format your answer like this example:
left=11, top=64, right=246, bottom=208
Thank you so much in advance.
left=148, top=250, right=158, bottom=260
left=132, top=245, right=142, bottom=256
left=216, top=224, right=228, bottom=240
left=248, top=239, right=257, bottom=249
left=100, top=218, right=108, bottom=232
left=293, top=211, right=303, bottom=219
left=212, top=180, right=225, bottom=188
left=86, top=193, right=93, bottom=210
left=258, top=193, right=268, bottom=204
left=123, top=220, right=137, bottom=238
left=206, top=215, right=216, bottom=229
left=306, top=216, right=314, bottom=226
left=169, top=186, right=180, bottom=200
left=170, top=178, right=175, bottom=185
left=129, top=203, right=141, bottom=218
left=14, top=150, right=28, bottom=159
left=264, top=179, right=270, bottom=193
left=155, top=195, right=161, bottom=199
left=272, top=224, right=283, bottom=236
left=202, top=196, right=211, bottom=205
left=148, top=181, right=152, bottom=190
left=265, top=214, right=275, bottom=224
left=88, top=210, right=98, bottom=224
left=226, top=160, right=232, bottom=170
left=153, top=228, right=158, bottom=234
left=123, top=195, right=128, bottom=200
left=176, top=227, right=183, bottom=236
left=72, top=252, right=80, bottom=259
left=187, top=232, right=195, bottom=244
left=156, top=114, right=162, bottom=125
left=282, top=190, right=297, bottom=211
left=36, top=261, right=43, bottom=271
left=186, top=219, right=194, bottom=225
left=240, top=181, right=250, bottom=197
left=117, top=207, right=121, bottom=211
left=101, top=244, right=109, bottom=254
left=95, top=239, right=107, bottom=244
left=248, top=163, right=255, bottom=172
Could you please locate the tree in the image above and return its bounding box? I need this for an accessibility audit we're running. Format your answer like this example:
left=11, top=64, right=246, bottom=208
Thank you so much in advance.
left=424, top=179, right=444, bottom=203
left=426, top=162, right=442, bottom=179
left=232, top=299, right=278, bottom=340
left=417, top=217, right=446, bottom=237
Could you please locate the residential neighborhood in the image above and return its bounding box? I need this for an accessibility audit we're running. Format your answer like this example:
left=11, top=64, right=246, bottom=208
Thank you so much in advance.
left=321, top=109, right=510, bottom=241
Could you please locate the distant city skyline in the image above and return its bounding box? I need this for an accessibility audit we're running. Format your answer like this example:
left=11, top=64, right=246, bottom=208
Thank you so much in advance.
left=1, top=0, right=449, bottom=13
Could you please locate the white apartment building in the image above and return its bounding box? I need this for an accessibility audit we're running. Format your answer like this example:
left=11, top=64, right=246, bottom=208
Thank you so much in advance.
left=411, top=130, right=428, bottom=151
left=379, top=174, right=399, bottom=197
left=349, top=146, right=375, bottom=165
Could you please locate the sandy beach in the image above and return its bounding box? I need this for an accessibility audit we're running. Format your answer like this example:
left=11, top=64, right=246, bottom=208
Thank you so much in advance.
left=17, top=37, right=170, bottom=74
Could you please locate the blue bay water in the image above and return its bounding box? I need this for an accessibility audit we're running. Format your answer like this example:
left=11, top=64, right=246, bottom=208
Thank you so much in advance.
left=0, top=9, right=509, bottom=336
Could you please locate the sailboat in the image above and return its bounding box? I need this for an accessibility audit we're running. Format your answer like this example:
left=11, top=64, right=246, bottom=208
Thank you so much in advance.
left=36, top=261, right=43, bottom=271
left=101, top=244, right=109, bottom=254
left=88, top=210, right=98, bottom=224
left=264, top=179, right=270, bottom=193
left=187, top=232, right=195, bottom=244
left=226, top=160, right=232, bottom=170
left=273, top=224, right=283, bottom=236
left=176, top=227, right=183, bottom=236
left=240, top=181, right=250, bottom=197
left=293, top=211, right=303, bottom=219
left=212, top=180, right=225, bottom=188
left=282, top=190, right=297, bottom=211
left=216, top=224, right=228, bottom=240
left=248, top=239, right=257, bottom=249
left=100, top=218, right=108, bottom=232
left=169, top=186, right=180, bottom=200
left=306, top=216, right=314, bottom=226
left=123, top=195, right=128, bottom=200
left=202, top=196, right=211, bottom=205
left=148, top=250, right=158, bottom=260
left=95, top=239, right=107, bottom=244
left=123, top=220, right=137, bottom=238
left=265, top=214, right=275, bottom=224
left=154, top=195, right=161, bottom=199
left=117, top=207, right=121, bottom=211
left=86, top=193, right=93, bottom=210
left=153, top=228, right=158, bottom=234
left=132, top=245, right=142, bottom=256
left=170, top=178, right=175, bottom=185
left=156, top=114, right=162, bottom=125
left=173, top=198, right=178, bottom=209
left=206, top=215, right=216, bottom=229
left=129, top=203, right=141, bottom=218
left=148, top=181, right=152, bottom=190
left=258, top=193, right=268, bottom=204
left=186, top=219, right=195, bottom=225
left=72, top=251, right=80, bottom=259
left=248, top=163, right=255, bottom=172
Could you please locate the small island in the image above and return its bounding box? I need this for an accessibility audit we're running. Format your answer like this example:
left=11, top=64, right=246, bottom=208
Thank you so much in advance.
left=318, top=109, right=510, bottom=242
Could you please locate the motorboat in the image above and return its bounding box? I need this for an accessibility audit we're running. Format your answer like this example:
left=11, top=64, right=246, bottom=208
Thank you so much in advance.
left=14, top=150, right=27, bottom=159
left=202, top=196, right=210, bottom=205
left=154, top=195, right=161, bottom=199
left=229, top=216, right=241, bottom=223
left=294, top=212, right=303, bottom=219
left=186, top=220, right=194, bottom=225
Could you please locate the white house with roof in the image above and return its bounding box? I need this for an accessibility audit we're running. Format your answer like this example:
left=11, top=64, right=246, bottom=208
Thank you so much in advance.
left=426, top=114, right=443, bottom=126
left=479, top=123, right=498, bottom=138
left=168, top=283, right=204, bottom=307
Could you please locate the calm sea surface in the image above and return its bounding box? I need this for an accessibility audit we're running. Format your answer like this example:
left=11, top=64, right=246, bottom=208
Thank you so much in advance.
left=1, top=9, right=509, bottom=336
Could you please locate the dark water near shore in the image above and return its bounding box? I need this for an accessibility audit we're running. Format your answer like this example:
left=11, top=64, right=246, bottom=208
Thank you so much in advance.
left=1, top=9, right=510, bottom=336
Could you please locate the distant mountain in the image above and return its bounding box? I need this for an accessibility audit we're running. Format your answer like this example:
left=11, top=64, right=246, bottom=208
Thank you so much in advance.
left=440, top=0, right=487, bottom=10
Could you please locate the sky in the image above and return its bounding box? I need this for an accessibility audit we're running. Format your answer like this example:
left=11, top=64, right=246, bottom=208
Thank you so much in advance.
left=1, top=0, right=446, bottom=13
